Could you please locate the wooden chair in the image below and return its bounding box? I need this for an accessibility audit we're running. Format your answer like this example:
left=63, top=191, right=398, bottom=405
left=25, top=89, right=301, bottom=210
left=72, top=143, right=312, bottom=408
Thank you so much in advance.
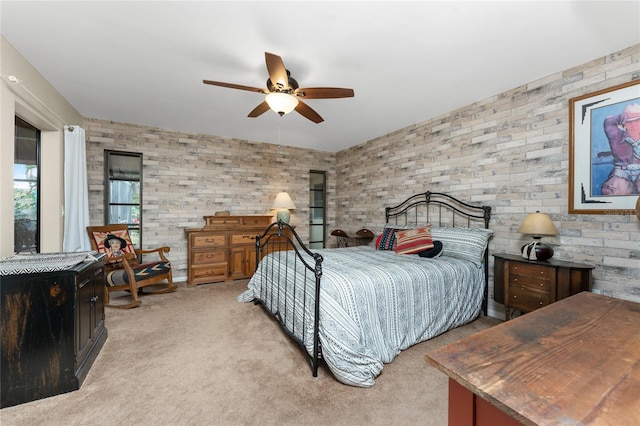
left=87, top=224, right=177, bottom=308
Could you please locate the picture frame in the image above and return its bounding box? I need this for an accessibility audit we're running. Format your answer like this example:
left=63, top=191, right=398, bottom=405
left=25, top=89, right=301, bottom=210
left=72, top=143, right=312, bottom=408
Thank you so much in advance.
left=569, top=80, right=640, bottom=214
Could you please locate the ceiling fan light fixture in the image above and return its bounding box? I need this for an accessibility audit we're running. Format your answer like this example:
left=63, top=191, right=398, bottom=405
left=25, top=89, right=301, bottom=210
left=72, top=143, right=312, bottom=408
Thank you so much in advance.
left=265, top=92, right=299, bottom=116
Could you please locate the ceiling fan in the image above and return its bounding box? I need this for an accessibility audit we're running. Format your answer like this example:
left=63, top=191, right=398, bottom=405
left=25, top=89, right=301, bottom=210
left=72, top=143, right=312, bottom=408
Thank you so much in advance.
left=203, top=52, right=354, bottom=124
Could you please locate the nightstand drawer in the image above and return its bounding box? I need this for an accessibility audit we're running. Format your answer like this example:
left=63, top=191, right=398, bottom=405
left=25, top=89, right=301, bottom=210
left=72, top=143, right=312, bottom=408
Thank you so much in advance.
left=508, top=275, right=551, bottom=292
left=193, top=250, right=226, bottom=265
left=192, top=234, right=226, bottom=248
left=509, top=263, right=552, bottom=291
left=509, top=285, right=550, bottom=310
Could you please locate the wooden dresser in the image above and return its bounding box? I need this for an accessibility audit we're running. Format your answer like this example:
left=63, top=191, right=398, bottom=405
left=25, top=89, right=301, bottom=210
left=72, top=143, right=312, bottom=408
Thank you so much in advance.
left=185, top=215, right=281, bottom=286
left=493, top=253, right=593, bottom=320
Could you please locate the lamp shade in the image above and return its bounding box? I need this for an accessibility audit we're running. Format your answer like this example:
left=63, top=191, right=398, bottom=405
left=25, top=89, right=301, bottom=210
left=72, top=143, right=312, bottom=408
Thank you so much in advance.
left=271, top=192, right=296, bottom=224
left=518, top=211, right=558, bottom=261
left=265, top=93, right=299, bottom=116
left=517, top=212, right=558, bottom=237
left=271, top=192, right=296, bottom=210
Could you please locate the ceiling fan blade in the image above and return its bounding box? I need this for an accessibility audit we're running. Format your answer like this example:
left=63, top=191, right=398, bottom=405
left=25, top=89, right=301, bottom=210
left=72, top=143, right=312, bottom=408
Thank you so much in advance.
left=295, top=100, right=324, bottom=124
left=294, top=87, right=355, bottom=99
left=203, top=80, right=267, bottom=94
left=247, top=101, right=270, bottom=118
left=265, top=52, right=289, bottom=90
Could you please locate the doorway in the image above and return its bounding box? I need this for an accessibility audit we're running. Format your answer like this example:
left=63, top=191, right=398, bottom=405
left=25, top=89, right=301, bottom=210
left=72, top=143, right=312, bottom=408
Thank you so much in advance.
left=14, top=117, right=40, bottom=253
left=309, top=171, right=326, bottom=249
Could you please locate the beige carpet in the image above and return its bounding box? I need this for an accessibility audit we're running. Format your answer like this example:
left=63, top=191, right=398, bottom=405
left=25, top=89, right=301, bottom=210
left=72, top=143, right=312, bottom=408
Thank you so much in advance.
left=0, top=280, right=500, bottom=426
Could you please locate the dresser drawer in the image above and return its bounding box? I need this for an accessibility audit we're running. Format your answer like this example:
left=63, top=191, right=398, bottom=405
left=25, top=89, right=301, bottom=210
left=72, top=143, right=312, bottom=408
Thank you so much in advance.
left=509, top=285, right=550, bottom=311
left=231, top=233, right=256, bottom=245
left=205, top=217, right=241, bottom=226
left=192, top=234, right=226, bottom=248
left=242, top=216, right=272, bottom=226
left=192, top=250, right=226, bottom=265
left=191, top=264, right=227, bottom=282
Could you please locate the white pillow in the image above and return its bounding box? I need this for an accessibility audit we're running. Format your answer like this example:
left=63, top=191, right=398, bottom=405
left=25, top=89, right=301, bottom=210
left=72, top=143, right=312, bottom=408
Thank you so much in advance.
left=430, top=227, right=493, bottom=267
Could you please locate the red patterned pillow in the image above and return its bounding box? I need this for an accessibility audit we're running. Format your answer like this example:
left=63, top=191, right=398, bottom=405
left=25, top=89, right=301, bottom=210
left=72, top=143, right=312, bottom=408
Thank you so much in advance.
left=377, top=227, right=400, bottom=250
left=395, top=226, right=434, bottom=255
left=90, top=229, right=135, bottom=258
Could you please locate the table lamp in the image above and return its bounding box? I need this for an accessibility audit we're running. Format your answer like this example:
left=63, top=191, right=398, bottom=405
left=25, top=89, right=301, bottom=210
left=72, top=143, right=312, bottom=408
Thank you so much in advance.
left=517, top=211, right=558, bottom=261
left=271, top=192, right=296, bottom=224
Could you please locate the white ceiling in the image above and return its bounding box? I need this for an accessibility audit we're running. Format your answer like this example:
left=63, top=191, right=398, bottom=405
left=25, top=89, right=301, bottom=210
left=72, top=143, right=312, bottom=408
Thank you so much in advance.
left=2, top=1, right=639, bottom=152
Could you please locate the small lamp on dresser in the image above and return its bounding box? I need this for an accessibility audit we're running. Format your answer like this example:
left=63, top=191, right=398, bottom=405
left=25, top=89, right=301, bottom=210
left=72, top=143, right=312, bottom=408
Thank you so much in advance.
left=518, top=211, right=558, bottom=261
left=271, top=192, right=296, bottom=224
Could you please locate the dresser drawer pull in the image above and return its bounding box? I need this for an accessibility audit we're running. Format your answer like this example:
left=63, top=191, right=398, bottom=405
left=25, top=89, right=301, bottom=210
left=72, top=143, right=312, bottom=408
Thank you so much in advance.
left=205, top=238, right=217, bottom=243
left=540, top=271, right=544, bottom=275
left=514, top=278, right=518, bottom=282
left=513, top=295, right=517, bottom=299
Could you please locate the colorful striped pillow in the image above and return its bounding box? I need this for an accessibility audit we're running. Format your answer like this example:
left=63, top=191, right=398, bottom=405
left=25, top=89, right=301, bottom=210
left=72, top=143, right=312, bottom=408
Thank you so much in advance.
left=394, top=226, right=434, bottom=255
left=377, top=227, right=400, bottom=250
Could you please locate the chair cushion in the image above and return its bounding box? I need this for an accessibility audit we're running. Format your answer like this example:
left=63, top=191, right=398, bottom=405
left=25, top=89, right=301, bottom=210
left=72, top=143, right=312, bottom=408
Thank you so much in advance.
left=90, top=229, right=136, bottom=259
left=106, top=261, right=171, bottom=286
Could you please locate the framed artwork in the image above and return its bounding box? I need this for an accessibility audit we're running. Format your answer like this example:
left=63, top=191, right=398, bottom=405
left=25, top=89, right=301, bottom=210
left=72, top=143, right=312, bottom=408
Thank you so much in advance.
left=569, top=80, right=640, bottom=214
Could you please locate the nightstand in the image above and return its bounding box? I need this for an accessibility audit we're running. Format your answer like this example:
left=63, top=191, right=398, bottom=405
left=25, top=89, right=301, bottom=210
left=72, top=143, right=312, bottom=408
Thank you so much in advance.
left=493, top=253, right=594, bottom=320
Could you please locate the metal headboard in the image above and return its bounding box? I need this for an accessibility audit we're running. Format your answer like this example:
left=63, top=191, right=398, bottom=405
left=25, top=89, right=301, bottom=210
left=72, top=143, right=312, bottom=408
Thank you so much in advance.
left=385, top=191, right=492, bottom=316
left=385, top=191, right=491, bottom=229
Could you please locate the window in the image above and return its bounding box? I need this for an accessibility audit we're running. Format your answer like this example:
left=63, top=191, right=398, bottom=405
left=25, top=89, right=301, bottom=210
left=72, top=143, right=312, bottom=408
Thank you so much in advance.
left=309, top=171, right=326, bottom=249
left=104, top=150, right=143, bottom=249
left=14, top=117, right=40, bottom=253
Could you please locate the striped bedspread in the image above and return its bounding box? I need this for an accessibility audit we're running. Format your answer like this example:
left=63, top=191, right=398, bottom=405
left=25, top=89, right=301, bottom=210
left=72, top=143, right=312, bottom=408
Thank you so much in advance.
left=237, top=246, right=484, bottom=387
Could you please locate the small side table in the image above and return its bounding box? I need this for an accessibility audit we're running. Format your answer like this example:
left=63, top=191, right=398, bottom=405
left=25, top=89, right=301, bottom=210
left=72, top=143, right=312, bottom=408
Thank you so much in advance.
left=493, top=253, right=593, bottom=320
left=330, top=228, right=374, bottom=247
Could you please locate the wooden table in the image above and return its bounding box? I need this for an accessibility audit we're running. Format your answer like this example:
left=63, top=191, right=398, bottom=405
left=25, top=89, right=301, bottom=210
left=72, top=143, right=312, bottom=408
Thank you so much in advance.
left=425, top=292, right=640, bottom=426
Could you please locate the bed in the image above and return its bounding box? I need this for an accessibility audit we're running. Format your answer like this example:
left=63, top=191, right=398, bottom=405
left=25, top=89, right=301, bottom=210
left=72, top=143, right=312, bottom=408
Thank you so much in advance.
left=237, top=191, right=492, bottom=387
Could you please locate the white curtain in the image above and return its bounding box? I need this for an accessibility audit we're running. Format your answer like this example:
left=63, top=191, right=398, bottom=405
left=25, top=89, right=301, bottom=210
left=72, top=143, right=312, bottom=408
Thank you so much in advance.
left=63, top=125, right=91, bottom=251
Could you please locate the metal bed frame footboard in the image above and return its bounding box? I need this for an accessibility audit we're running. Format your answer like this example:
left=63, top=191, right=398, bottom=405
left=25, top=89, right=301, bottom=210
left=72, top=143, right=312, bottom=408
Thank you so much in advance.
left=385, top=191, right=492, bottom=316
left=252, top=221, right=324, bottom=376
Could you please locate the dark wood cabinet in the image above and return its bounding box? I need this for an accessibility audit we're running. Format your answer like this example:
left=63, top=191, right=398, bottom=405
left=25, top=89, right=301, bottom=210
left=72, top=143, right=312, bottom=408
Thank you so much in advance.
left=0, top=254, right=107, bottom=408
left=493, top=253, right=593, bottom=320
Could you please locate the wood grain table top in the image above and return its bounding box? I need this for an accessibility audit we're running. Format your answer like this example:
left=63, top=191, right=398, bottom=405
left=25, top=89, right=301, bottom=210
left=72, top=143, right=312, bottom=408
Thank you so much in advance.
left=425, top=292, right=640, bottom=426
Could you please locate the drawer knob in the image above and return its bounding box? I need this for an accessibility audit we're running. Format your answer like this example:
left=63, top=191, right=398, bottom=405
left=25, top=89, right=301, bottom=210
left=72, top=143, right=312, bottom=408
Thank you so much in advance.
left=513, top=295, right=517, bottom=299
left=539, top=301, right=543, bottom=305
left=540, top=283, right=544, bottom=287
left=514, top=278, right=518, bottom=282
left=540, top=271, right=544, bottom=275
left=206, top=238, right=215, bottom=243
